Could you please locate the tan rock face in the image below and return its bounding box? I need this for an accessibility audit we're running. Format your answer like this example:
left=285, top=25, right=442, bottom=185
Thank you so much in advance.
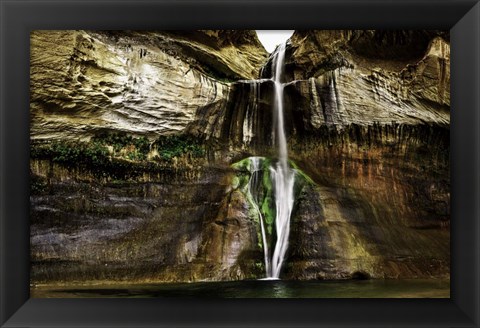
left=30, top=30, right=449, bottom=144
left=400, top=37, right=450, bottom=106
left=260, top=30, right=450, bottom=128
left=30, top=30, right=267, bottom=140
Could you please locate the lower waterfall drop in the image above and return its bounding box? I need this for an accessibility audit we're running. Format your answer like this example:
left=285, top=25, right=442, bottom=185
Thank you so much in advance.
left=247, top=157, right=271, bottom=277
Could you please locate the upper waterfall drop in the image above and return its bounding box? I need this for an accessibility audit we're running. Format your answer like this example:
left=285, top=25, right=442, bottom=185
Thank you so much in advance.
left=272, top=43, right=288, bottom=168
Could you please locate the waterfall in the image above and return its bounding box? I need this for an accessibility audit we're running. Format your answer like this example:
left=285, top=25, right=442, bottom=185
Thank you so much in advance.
left=272, top=43, right=288, bottom=168
left=247, top=157, right=271, bottom=276
left=269, top=42, right=295, bottom=279
left=242, top=43, right=295, bottom=279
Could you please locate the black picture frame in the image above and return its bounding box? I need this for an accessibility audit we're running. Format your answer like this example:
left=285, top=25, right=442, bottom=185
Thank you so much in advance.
left=1, top=0, right=479, bottom=327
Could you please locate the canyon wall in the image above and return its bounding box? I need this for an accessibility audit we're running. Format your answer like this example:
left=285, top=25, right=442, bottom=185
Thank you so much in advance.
left=30, top=30, right=450, bottom=283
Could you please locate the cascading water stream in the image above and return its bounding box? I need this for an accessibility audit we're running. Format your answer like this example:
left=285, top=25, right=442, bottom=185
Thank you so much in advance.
left=269, top=42, right=296, bottom=279
left=244, top=43, right=295, bottom=279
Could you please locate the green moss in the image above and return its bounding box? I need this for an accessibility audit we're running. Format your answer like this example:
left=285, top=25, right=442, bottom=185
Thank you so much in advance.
left=230, top=156, right=318, bottom=261
left=30, top=132, right=208, bottom=180
left=261, top=157, right=273, bottom=170
left=231, top=156, right=278, bottom=253
left=91, top=132, right=206, bottom=163
left=91, top=132, right=150, bottom=161
left=231, top=157, right=253, bottom=171
left=231, top=156, right=320, bottom=254
left=289, top=160, right=317, bottom=186
left=260, top=180, right=275, bottom=236
left=232, top=176, right=240, bottom=189
left=154, top=135, right=204, bottom=161
left=32, top=142, right=146, bottom=180
left=254, top=261, right=264, bottom=272
left=32, top=132, right=152, bottom=166
left=261, top=197, right=275, bottom=223
left=31, top=140, right=110, bottom=167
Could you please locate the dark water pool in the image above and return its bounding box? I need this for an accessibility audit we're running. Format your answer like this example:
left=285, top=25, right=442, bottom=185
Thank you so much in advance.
left=31, top=279, right=449, bottom=298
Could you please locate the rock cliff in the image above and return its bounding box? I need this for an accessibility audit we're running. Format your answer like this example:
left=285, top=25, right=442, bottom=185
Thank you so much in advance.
left=30, top=30, right=450, bottom=283
left=30, top=30, right=267, bottom=140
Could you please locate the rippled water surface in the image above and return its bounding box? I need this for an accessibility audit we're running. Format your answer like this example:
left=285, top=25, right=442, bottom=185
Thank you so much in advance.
left=31, top=279, right=449, bottom=298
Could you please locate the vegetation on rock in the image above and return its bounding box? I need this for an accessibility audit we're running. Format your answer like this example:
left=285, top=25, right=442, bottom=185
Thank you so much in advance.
left=30, top=133, right=206, bottom=180
left=153, top=135, right=205, bottom=161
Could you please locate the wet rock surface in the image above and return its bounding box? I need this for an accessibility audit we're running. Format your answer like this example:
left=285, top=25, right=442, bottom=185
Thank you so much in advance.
left=31, top=160, right=262, bottom=282
left=285, top=124, right=449, bottom=279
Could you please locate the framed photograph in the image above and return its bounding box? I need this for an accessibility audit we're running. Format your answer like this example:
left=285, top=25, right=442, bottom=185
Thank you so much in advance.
left=1, top=0, right=479, bottom=327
